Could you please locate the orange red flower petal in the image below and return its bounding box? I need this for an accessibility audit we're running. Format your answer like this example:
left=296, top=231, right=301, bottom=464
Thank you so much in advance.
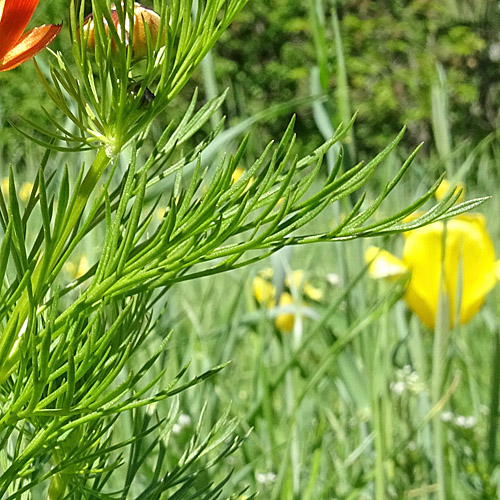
left=0, top=0, right=61, bottom=71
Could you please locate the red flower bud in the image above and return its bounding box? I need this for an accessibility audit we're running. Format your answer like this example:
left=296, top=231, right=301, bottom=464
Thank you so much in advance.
left=83, top=3, right=162, bottom=60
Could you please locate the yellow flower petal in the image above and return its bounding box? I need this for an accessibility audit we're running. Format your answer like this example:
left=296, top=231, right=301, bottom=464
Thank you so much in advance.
left=401, top=212, right=426, bottom=239
left=495, top=260, right=500, bottom=281
left=65, top=254, right=90, bottom=280
left=231, top=166, right=253, bottom=193
left=367, top=211, right=499, bottom=329
left=1, top=178, right=8, bottom=195
left=285, top=270, right=322, bottom=300
left=231, top=167, right=246, bottom=184
left=285, top=270, right=304, bottom=290
left=402, top=223, right=444, bottom=328
left=253, top=275, right=276, bottom=306
left=403, top=215, right=497, bottom=328
left=19, top=182, right=33, bottom=203
left=435, top=179, right=465, bottom=204
left=446, top=215, right=496, bottom=324
left=275, top=292, right=295, bottom=333
left=76, top=255, right=89, bottom=279
left=303, top=282, right=323, bottom=301
left=365, top=246, right=408, bottom=280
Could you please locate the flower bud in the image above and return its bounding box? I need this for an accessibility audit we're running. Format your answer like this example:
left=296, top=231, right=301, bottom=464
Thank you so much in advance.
left=83, top=3, right=162, bottom=59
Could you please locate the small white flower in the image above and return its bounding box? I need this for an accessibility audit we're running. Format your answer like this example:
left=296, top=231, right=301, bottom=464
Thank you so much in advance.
left=406, top=375, right=424, bottom=394
left=172, top=413, right=192, bottom=434
left=440, top=411, right=454, bottom=423
left=178, top=413, right=192, bottom=427
left=255, top=472, right=277, bottom=484
left=390, top=381, right=406, bottom=395
left=393, top=366, right=425, bottom=395
left=326, top=273, right=342, bottom=286
left=464, top=416, right=477, bottom=428
left=402, top=365, right=412, bottom=376
left=455, top=415, right=476, bottom=429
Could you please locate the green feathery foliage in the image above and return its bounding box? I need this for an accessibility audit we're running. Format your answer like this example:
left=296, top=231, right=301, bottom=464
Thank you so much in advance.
left=0, top=0, right=485, bottom=498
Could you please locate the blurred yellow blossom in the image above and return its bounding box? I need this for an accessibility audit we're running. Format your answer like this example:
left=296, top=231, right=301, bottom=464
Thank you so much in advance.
left=76, top=255, right=90, bottom=278
left=252, top=268, right=322, bottom=332
left=231, top=166, right=246, bottom=184
left=231, top=166, right=253, bottom=192
left=435, top=179, right=465, bottom=204
left=156, top=207, right=166, bottom=221
left=366, top=184, right=500, bottom=329
left=202, top=166, right=251, bottom=197
left=65, top=255, right=90, bottom=280
left=1, top=179, right=34, bottom=203
left=252, top=275, right=276, bottom=307
left=19, top=182, right=34, bottom=203
left=274, top=292, right=295, bottom=333
left=285, top=270, right=323, bottom=301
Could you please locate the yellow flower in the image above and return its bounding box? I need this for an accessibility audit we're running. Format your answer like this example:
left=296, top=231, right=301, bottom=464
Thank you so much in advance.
left=1, top=179, right=34, bottom=202
left=274, top=292, right=294, bottom=333
left=76, top=255, right=90, bottom=278
left=231, top=166, right=253, bottom=193
left=19, top=182, right=33, bottom=203
left=1, top=178, right=8, bottom=195
left=285, top=270, right=323, bottom=301
left=252, top=274, right=276, bottom=307
left=231, top=166, right=246, bottom=184
left=65, top=254, right=90, bottom=280
left=252, top=268, right=322, bottom=332
left=366, top=213, right=500, bottom=329
left=435, top=179, right=465, bottom=204
left=156, top=207, right=166, bottom=221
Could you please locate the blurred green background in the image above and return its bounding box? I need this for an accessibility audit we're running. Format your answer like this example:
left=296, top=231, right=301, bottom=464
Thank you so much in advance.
left=3, top=0, right=500, bottom=162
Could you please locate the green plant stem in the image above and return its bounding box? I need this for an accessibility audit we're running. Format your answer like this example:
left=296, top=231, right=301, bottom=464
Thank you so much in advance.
left=200, top=51, right=222, bottom=129
left=331, top=7, right=356, bottom=161
left=50, top=147, right=111, bottom=268
left=431, top=301, right=450, bottom=500
left=373, top=314, right=389, bottom=500
left=373, top=393, right=385, bottom=500
left=487, top=326, right=500, bottom=466
left=432, top=413, right=446, bottom=500
left=0, top=147, right=111, bottom=387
